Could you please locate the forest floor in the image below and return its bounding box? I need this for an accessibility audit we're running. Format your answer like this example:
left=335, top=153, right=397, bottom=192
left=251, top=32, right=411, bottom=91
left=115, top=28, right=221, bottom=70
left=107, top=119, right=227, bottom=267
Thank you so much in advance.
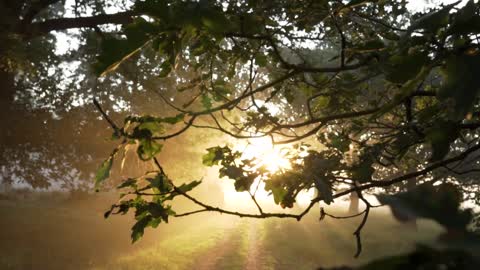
left=0, top=193, right=444, bottom=270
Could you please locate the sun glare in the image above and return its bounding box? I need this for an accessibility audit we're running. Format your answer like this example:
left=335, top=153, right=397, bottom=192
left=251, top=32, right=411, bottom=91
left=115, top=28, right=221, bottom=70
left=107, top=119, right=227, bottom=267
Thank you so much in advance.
left=220, top=137, right=315, bottom=208
left=240, top=137, right=292, bottom=174
left=218, top=99, right=317, bottom=209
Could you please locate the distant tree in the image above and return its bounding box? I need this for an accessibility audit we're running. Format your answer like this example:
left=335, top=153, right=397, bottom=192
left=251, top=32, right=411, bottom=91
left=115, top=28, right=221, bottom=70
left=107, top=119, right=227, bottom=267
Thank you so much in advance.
left=2, top=0, right=480, bottom=259
left=0, top=0, right=160, bottom=188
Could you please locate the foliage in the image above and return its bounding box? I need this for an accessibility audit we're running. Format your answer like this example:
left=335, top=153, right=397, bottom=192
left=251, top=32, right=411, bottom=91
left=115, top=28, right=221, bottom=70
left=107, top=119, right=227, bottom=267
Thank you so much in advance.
left=104, top=169, right=202, bottom=242
left=378, top=183, right=473, bottom=231
left=2, top=0, right=480, bottom=261
left=88, top=0, right=480, bottom=257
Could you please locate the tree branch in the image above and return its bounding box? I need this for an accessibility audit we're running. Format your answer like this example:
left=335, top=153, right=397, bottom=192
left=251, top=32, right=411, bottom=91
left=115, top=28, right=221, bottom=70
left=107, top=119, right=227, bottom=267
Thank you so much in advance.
left=22, top=0, right=62, bottom=24
left=352, top=186, right=371, bottom=258
left=93, top=98, right=122, bottom=136
left=24, top=11, right=136, bottom=38
left=332, top=142, right=480, bottom=199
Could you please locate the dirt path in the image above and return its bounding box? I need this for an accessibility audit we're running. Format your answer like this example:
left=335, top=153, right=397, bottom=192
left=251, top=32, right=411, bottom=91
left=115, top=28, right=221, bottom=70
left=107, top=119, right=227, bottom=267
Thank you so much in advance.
left=191, top=219, right=265, bottom=270
left=245, top=220, right=263, bottom=270
left=193, top=225, right=240, bottom=270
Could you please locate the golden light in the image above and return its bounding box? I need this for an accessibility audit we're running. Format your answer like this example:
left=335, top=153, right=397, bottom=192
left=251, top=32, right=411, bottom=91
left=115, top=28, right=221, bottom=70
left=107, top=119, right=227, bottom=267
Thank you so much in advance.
left=295, top=188, right=317, bottom=207
left=220, top=137, right=314, bottom=209
left=220, top=137, right=291, bottom=208
left=216, top=99, right=318, bottom=209
left=239, top=137, right=292, bottom=174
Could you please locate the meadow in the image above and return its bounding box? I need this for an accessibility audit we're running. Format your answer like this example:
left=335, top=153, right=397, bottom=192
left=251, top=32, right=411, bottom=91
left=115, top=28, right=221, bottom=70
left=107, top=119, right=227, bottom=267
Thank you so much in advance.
left=0, top=192, right=444, bottom=270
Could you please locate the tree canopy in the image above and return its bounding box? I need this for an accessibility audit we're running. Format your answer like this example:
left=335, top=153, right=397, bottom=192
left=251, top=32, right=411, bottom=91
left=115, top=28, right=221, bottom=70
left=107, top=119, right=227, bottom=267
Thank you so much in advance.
left=2, top=0, right=480, bottom=260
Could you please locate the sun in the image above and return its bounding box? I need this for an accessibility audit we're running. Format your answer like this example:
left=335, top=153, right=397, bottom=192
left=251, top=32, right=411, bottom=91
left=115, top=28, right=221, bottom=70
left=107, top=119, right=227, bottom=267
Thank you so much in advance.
left=239, top=137, right=292, bottom=174
left=220, top=137, right=314, bottom=209
left=218, top=98, right=316, bottom=208
left=218, top=137, right=291, bottom=208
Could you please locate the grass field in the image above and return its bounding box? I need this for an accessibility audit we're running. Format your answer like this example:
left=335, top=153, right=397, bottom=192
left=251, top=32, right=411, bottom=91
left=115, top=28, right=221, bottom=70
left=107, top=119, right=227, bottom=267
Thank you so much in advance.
left=0, top=193, right=444, bottom=270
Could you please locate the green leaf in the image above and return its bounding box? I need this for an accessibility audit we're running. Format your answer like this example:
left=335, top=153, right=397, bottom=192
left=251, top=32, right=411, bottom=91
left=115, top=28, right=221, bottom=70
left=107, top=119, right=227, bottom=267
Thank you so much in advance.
left=378, top=31, right=400, bottom=41
left=233, top=175, right=255, bottom=192
left=134, top=0, right=169, bottom=20
left=329, top=135, right=350, bottom=153
left=177, top=180, right=202, bottom=193
left=95, top=18, right=159, bottom=76
left=408, top=4, right=454, bottom=32
left=127, top=114, right=184, bottom=127
left=112, top=202, right=131, bottom=217
left=93, top=37, right=129, bottom=76
left=219, top=165, right=243, bottom=179
left=147, top=202, right=169, bottom=221
left=448, top=0, right=480, bottom=35
left=131, top=215, right=152, bottom=243
left=104, top=209, right=112, bottom=219
left=283, top=88, right=295, bottom=104
left=425, top=121, right=459, bottom=161
left=95, top=156, right=113, bottom=188
left=104, top=204, right=119, bottom=219
left=117, top=178, right=138, bottom=189
left=138, top=121, right=164, bottom=135
left=351, top=158, right=375, bottom=183
left=148, top=217, right=162, bottom=228
left=311, top=96, right=330, bottom=112
left=374, top=64, right=431, bottom=118
left=161, top=113, right=185, bottom=124
left=255, top=53, right=268, bottom=67
left=201, top=94, right=213, bottom=109
left=201, top=9, right=230, bottom=34
left=384, top=51, right=429, bottom=84
left=202, top=146, right=225, bottom=166
left=352, top=39, right=385, bottom=52
left=211, top=81, right=230, bottom=101
left=146, top=173, right=173, bottom=193
left=389, top=132, right=418, bottom=161
left=158, top=61, right=172, bottom=78
left=314, top=177, right=333, bottom=204
left=264, top=180, right=287, bottom=205
left=241, top=14, right=264, bottom=34
left=137, top=139, right=163, bottom=160
left=437, top=53, right=480, bottom=120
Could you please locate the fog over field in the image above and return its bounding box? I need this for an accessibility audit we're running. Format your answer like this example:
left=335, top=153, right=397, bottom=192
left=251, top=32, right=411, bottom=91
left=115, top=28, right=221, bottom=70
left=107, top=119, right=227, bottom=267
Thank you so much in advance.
left=0, top=193, right=443, bottom=270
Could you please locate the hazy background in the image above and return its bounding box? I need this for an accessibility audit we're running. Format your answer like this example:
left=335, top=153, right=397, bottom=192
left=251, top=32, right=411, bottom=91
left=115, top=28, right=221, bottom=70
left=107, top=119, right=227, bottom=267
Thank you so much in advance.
left=0, top=125, right=445, bottom=269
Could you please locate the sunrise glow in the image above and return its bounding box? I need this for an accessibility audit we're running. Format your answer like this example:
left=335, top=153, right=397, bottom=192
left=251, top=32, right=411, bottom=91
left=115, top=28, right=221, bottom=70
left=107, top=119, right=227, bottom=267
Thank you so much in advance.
left=240, top=137, right=292, bottom=173
left=220, top=137, right=315, bottom=208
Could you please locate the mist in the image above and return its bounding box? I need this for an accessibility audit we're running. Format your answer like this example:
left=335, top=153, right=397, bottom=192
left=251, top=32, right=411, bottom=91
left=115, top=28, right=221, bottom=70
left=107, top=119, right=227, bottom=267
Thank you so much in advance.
left=0, top=127, right=444, bottom=269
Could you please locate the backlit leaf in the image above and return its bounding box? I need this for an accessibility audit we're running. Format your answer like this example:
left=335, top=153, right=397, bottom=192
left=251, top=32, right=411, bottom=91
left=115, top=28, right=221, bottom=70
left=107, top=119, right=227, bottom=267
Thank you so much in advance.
left=137, top=139, right=163, bottom=160
left=95, top=155, right=113, bottom=188
left=177, top=180, right=202, bottom=193
left=314, top=176, right=333, bottom=204
left=131, top=215, right=152, bottom=243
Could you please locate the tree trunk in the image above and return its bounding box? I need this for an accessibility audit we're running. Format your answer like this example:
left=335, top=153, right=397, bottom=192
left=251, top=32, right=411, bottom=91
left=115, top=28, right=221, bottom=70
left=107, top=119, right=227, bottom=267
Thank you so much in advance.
left=406, top=178, right=418, bottom=230
left=0, top=69, right=17, bottom=144
left=348, top=191, right=359, bottom=214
